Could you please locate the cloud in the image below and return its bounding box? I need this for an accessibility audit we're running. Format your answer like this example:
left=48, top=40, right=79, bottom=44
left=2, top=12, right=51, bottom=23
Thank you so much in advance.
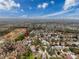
left=0, top=0, right=20, bottom=10
left=31, top=0, right=34, bottom=2
left=20, top=15, right=28, bottom=18
left=50, top=1, right=54, bottom=4
left=29, top=7, right=32, bottom=10
left=37, top=3, right=48, bottom=9
left=21, top=9, right=24, bottom=12
left=63, top=0, right=76, bottom=10
left=41, top=0, right=79, bottom=17
left=41, top=9, right=73, bottom=17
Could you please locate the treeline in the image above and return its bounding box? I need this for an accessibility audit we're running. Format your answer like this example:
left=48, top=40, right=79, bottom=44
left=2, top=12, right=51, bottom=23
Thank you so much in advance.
left=55, top=29, right=79, bottom=34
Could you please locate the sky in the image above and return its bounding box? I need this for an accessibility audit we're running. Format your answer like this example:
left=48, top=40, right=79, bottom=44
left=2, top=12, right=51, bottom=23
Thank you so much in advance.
left=0, top=0, right=79, bottom=19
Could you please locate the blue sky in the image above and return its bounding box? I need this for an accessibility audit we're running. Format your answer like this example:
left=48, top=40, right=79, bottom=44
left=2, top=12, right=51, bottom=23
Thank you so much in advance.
left=0, top=0, right=79, bottom=19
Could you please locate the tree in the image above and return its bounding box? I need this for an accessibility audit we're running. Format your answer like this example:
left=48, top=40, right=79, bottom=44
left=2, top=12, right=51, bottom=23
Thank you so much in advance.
left=32, top=38, right=42, bottom=46
left=15, top=34, right=25, bottom=42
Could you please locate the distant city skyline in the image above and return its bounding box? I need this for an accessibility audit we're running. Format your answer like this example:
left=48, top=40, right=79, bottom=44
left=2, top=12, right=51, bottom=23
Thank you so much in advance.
left=0, top=0, right=79, bottom=19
